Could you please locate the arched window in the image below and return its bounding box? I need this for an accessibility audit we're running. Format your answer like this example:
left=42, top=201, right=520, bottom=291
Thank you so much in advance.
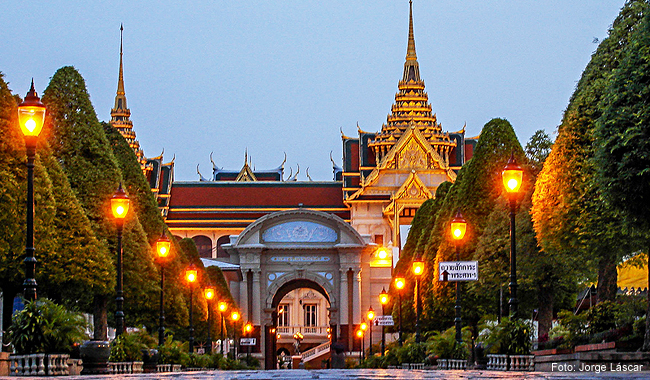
left=192, top=235, right=212, bottom=258
left=216, top=235, right=230, bottom=258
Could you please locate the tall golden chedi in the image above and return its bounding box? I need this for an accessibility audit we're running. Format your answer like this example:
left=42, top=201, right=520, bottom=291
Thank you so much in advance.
left=367, top=0, right=456, bottom=163
left=110, top=24, right=148, bottom=173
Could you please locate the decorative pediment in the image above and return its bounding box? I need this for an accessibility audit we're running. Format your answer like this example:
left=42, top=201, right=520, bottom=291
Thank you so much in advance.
left=392, top=171, right=432, bottom=201
left=235, top=163, right=257, bottom=181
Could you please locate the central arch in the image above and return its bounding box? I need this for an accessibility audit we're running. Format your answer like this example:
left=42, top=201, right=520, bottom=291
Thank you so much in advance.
left=223, top=208, right=372, bottom=369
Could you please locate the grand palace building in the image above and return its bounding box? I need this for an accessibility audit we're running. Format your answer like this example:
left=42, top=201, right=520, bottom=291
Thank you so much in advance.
left=112, top=2, right=478, bottom=368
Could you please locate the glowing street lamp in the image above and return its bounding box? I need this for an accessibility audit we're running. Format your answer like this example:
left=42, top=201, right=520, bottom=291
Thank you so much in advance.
left=394, top=276, right=405, bottom=346
left=367, top=307, right=375, bottom=356
left=18, top=80, right=46, bottom=303
left=356, top=329, right=365, bottom=361
left=502, top=153, right=523, bottom=319
left=204, top=286, right=216, bottom=353
left=412, top=255, right=425, bottom=343
left=450, top=210, right=467, bottom=346
left=379, top=288, right=389, bottom=355
left=218, top=301, right=228, bottom=354
left=155, top=232, right=171, bottom=345
left=111, top=183, right=130, bottom=336
left=231, top=311, right=241, bottom=357
left=185, top=264, right=198, bottom=353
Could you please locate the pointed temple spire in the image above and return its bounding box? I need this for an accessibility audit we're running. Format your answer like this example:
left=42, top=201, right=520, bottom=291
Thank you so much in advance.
left=402, top=0, right=421, bottom=82
left=369, top=0, right=455, bottom=161
left=110, top=24, right=147, bottom=168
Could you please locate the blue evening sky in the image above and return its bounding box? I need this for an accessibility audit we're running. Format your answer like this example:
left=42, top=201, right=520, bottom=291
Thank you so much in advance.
left=2, top=1, right=625, bottom=181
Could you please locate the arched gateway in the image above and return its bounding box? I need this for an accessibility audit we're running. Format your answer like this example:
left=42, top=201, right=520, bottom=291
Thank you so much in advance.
left=223, top=209, right=384, bottom=369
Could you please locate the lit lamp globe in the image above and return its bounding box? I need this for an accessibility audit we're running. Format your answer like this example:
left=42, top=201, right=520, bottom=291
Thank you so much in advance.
left=394, top=277, right=405, bottom=290
left=156, top=233, right=171, bottom=260
left=218, top=301, right=228, bottom=313
left=185, top=265, right=198, bottom=284
left=379, top=288, right=389, bottom=306
left=450, top=211, right=467, bottom=241
left=367, top=307, right=375, bottom=321
left=18, top=80, right=46, bottom=144
left=412, top=257, right=425, bottom=277
left=360, top=322, right=368, bottom=332
left=111, top=184, right=130, bottom=222
left=244, top=322, right=253, bottom=333
left=356, top=329, right=364, bottom=338
left=231, top=311, right=240, bottom=322
left=204, top=287, right=215, bottom=301
left=502, top=154, right=523, bottom=195
left=377, top=247, right=389, bottom=260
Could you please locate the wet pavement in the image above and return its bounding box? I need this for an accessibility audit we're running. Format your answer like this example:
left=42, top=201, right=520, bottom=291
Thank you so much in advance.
left=1, top=369, right=648, bottom=380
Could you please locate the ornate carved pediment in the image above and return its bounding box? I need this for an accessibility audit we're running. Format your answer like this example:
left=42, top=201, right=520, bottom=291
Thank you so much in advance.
left=398, top=139, right=427, bottom=169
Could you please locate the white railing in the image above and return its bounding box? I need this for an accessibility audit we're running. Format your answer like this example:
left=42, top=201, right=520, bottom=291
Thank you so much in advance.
left=10, top=354, right=72, bottom=376
left=487, top=354, right=509, bottom=370
left=276, top=325, right=329, bottom=338
left=301, top=341, right=331, bottom=362
left=510, top=355, right=535, bottom=371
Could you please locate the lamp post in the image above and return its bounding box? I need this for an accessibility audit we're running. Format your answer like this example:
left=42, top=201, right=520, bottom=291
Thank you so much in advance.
left=17, top=80, right=46, bottom=303
left=204, top=286, right=216, bottom=353
left=360, top=322, right=368, bottom=361
left=394, top=276, right=405, bottom=346
left=502, top=153, right=523, bottom=319
left=230, top=311, right=240, bottom=358
left=111, top=183, right=130, bottom=336
left=292, top=331, right=303, bottom=355
left=218, top=301, right=228, bottom=355
left=412, top=256, right=425, bottom=343
left=379, top=288, right=389, bottom=356
left=356, top=329, right=364, bottom=362
left=185, top=264, right=198, bottom=353
left=244, top=322, right=253, bottom=359
left=450, top=210, right=467, bottom=346
left=367, top=307, right=375, bottom=356
left=155, top=232, right=171, bottom=345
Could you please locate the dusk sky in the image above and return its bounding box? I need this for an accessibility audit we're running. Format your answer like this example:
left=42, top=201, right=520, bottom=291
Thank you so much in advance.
left=3, top=1, right=625, bottom=181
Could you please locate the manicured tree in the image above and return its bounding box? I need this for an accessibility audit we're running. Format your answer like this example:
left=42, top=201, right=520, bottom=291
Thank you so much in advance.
left=103, top=122, right=190, bottom=332
left=594, top=3, right=650, bottom=350
left=525, top=130, right=552, bottom=175
left=532, top=0, right=646, bottom=302
left=37, top=144, right=115, bottom=310
left=0, top=73, right=30, bottom=331
left=42, top=66, right=124, bottom=339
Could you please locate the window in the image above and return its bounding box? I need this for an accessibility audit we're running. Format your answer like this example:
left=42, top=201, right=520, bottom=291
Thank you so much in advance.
left=192, top=235, right=212, bottom=258
left=304, top=304, right=317, bottom=327
left=278, top=304, right=290, bottom=327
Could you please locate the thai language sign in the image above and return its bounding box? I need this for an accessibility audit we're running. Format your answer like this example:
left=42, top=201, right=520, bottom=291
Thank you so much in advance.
left=438, top=261, right=479, bottom=281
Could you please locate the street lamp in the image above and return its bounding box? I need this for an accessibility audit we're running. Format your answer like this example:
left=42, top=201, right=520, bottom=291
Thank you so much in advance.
left=502, top=153, right=523, bottom=319
left=394, top=276, right=405, bottom=346
left=293, top=331, right=304, bottom=355
left=244, top=322, right=253, bottom=359
left=230, top=310, right=240, bottom=358
left=111, top=183, right=130, bottom=336
left=356, top=329, right=364, bottom=362
left=367, top=307, right=375, bottom=356
left=450, top=210, right=467, bottom=346
left=204, top=286, right=216, bottom=353
left=218, top=301, right=228, bottom=355
left=17, top=80, right=46, bottom=302
left=155, top=232, right=171, bottom=345
left=185, top=264, right=198, bottom=353
left=379, top=288, right=389, bottom=355
left=360, top=322, right=368, bottom=361
left=412, top=256, right=424, bottom=343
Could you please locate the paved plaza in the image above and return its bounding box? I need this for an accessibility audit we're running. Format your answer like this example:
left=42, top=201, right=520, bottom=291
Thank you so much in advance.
left=1, top=369, right=648, bottom=380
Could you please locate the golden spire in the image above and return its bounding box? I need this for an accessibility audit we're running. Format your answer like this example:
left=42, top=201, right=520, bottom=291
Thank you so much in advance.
left=117, top=24, right=125, bottom=98
left=402, top=0, right=420, bottom=82
left=111, top=24, right=147, bottom=168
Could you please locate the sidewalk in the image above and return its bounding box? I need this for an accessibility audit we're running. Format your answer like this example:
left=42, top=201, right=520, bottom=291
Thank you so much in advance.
left=1, top=368, right=648, bottom=380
